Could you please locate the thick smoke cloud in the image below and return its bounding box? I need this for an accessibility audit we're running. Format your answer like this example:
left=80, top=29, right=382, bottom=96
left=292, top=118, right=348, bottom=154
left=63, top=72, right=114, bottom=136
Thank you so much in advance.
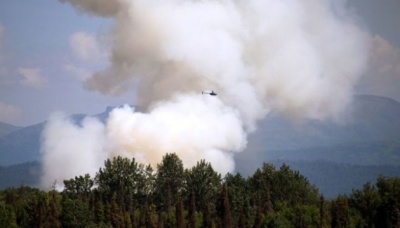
left=41, top=113, right=107, bottom=188
left=41, top=0, right=369, bottom=188
left=106, top=95, right=245, bottom=173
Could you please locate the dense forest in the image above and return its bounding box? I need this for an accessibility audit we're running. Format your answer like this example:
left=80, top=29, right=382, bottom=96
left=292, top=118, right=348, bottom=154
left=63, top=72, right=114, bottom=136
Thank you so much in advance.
left=1, top=153, right=399, bottom=227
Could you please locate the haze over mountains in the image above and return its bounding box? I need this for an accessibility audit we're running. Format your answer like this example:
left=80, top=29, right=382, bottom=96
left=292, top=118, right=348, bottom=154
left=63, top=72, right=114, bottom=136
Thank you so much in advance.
left=1, top=94, right=400, bottom=197
left=0, top=123, right=22, bottom=138
left=237, top=94, right=400, bottom=170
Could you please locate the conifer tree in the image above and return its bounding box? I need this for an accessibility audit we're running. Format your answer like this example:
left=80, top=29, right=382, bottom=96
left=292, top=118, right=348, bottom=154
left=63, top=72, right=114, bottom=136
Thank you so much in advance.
left=157, top=212, right=164, bottom=228
left=154, top=153, right=184, bottom=211
left=203, top=203, right=212, bottom=228
left=188, top=190, right=196, bottom=228
left=94, top=200, right=106, bottom=225
left=110, top=193, right=124, bottom=228
left=0, top=201, right=17, bottom=228
left=185, top=160, right=221, bottom=211
left=253, top=204, right=264, bottom=228
left=331, top=195, right=351, bottom=228
left=176, top=196, right=184, bottom=228
left=219, top=184, right=232, bottom=228
left=237, top=206, right=247, bottom=228
left=318, top=196, right=325, bottom=228
left=44, top=189, right=61, bottom=228
left=140, top=203, right=148, bottom=227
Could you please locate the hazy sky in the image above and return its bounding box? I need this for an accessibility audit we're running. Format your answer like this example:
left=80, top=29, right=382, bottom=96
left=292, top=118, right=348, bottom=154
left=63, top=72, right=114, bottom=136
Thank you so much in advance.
left=0, top=0, right=399, bottom=126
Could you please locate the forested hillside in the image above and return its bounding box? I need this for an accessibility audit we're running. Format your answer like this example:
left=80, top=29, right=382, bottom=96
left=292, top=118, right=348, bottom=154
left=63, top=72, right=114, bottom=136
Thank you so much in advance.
left=0, top=162, right=40, bottom=189
left=0, top=123, right=43, bottom=166
left=1, top=154, right=399, bottom=227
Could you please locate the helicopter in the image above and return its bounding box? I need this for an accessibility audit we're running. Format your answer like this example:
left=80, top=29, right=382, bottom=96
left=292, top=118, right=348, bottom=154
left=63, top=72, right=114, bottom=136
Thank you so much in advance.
left=202, top=90, right=217, bottom=96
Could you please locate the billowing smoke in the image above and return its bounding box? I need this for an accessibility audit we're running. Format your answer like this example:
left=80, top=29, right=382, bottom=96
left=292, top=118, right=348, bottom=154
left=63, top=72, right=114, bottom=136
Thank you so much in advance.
left=41, top=113, right=107, bottom=187
left=41, top=0, right=369, bottom=188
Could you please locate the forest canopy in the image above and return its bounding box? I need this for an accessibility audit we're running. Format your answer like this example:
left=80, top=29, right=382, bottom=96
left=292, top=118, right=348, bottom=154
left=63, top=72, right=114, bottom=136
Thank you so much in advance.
left=1, top=153, right=399, bottom=227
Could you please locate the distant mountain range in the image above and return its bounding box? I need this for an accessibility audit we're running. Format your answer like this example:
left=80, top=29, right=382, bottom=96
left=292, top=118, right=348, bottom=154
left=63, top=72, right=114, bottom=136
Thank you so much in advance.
left=236, top=94, right=400, bottom=174
left=0, top=161, right=40, bottom=189
left=0, top=122, right=44, bottom=165
left=0, top=107, right=114, bottom=166
left=0, top=122, right=22, bottom=138
left=0, top=95, right=400, bottom=197
left=269, top=160, right=400, bottom=198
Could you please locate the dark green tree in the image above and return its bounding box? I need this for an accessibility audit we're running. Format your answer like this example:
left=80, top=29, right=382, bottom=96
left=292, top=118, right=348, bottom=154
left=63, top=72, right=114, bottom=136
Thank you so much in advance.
left=109, top=193, right=124, bottom=228
left=176, top=196, right=185, bottom=228
left=253, top=204, right=264, bottom=228
left=29, top=191, right=47, bottom=227
left=154, top=153, right=185, bottom=210
left=0, top=201, right=17, bottom=228
left=248, top=163, right=275, bottom=211
left=318, top=196, right=325, bottom=228
left=185, top=160, right=221, bottom=212
left=44, top=188, right=62, bottom=228
left=273, top=163, right=319, bottom=206
left=219, top=183, right=232, bottom=228
left=60, top=197, right=91, bottom=227
left=95, top=156, right=142, bottom=212
left=331, top=195, right=351, bottom=228
left=93, top=199, right=106, bottom=225
left=63, top=174, right=93, bottom=201
left=203, top=202, right=213, bottom=228
left=349, top=182, right=380, bottom=227
left=375, top=176, right=400, bottom=227
left=137, top=163, right=155, bottom=206
left=224, top=172, right=248, bottom=220
left=188, top=190, right=196, bottom=228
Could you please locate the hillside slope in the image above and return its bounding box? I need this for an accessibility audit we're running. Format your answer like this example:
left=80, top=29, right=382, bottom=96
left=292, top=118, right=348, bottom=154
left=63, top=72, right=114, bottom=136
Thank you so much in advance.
left=0, top=123, right=44, bottom=166
left=235, top=95, right=400, bottom=174
left=0, top=122, right=22, bottom=138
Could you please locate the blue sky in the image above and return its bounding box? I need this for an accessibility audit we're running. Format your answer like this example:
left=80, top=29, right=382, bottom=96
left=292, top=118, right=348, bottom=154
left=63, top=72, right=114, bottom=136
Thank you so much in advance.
left=0, top=0, right=399, bottom=126
left=0, top=0, right=134, bottom=126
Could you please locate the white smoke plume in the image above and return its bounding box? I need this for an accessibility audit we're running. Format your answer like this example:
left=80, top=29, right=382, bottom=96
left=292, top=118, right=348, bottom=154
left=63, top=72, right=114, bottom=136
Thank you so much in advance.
left=41, top=0, right=369, bottom=188
left=40, top=113, right=107, bottom=188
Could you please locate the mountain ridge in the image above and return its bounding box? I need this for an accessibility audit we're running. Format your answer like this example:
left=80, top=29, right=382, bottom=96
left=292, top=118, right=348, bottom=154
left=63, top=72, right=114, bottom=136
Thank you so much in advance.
left=1, top=95, right=399, bottom=167
left=0, top=122, right=22, bottom=138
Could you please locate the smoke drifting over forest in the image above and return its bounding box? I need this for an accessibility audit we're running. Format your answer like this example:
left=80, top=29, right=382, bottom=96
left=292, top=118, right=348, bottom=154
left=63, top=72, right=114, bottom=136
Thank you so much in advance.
left=41, top=0, right=369, bottom=188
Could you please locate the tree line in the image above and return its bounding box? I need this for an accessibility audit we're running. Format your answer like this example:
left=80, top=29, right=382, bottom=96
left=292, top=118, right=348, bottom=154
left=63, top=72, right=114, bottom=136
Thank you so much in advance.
left=0, top=153, right=399, bottom=227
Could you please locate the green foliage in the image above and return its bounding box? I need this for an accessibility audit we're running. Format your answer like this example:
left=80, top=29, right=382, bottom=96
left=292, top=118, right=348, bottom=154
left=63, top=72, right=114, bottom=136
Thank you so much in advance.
left=225, top=172, right=252, bottom=227
left=349, top=182, right=380, bottom=227
left=375, top=176, right=400, bottom=227
left=1, top=153, right=399, bottom=227
left=266, top=211, right=292, bottom=228
left=176, top=196, right=185, bottom=228
left=185, top=159, right=221, bottom=211
left=136, top=163, right=155, bottom=206
left=93, top=200, right=106, bottom=225
left=95, top=156, right=150, bottom=212
left=202, top=202, right=213, bottom=228
left=154, top=153, right=184, bottom=210
left=247, top=161, right=320, bottom=224
left=188, top=190, right=196, bottom=228
left=219, top=183, right=232, bottom=228
left=331, top=195, right=351, bottom=228
left=0, top=200, right=17, bottom=228
left=60, top=197, right=92, bottom=227
left=63, top=173, right=93, bottom=200
left=161, top=207, right=176, bottom=227
left=273, top=164, right=319, bottom=206
left=95, top=156, right=140, bottom=197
